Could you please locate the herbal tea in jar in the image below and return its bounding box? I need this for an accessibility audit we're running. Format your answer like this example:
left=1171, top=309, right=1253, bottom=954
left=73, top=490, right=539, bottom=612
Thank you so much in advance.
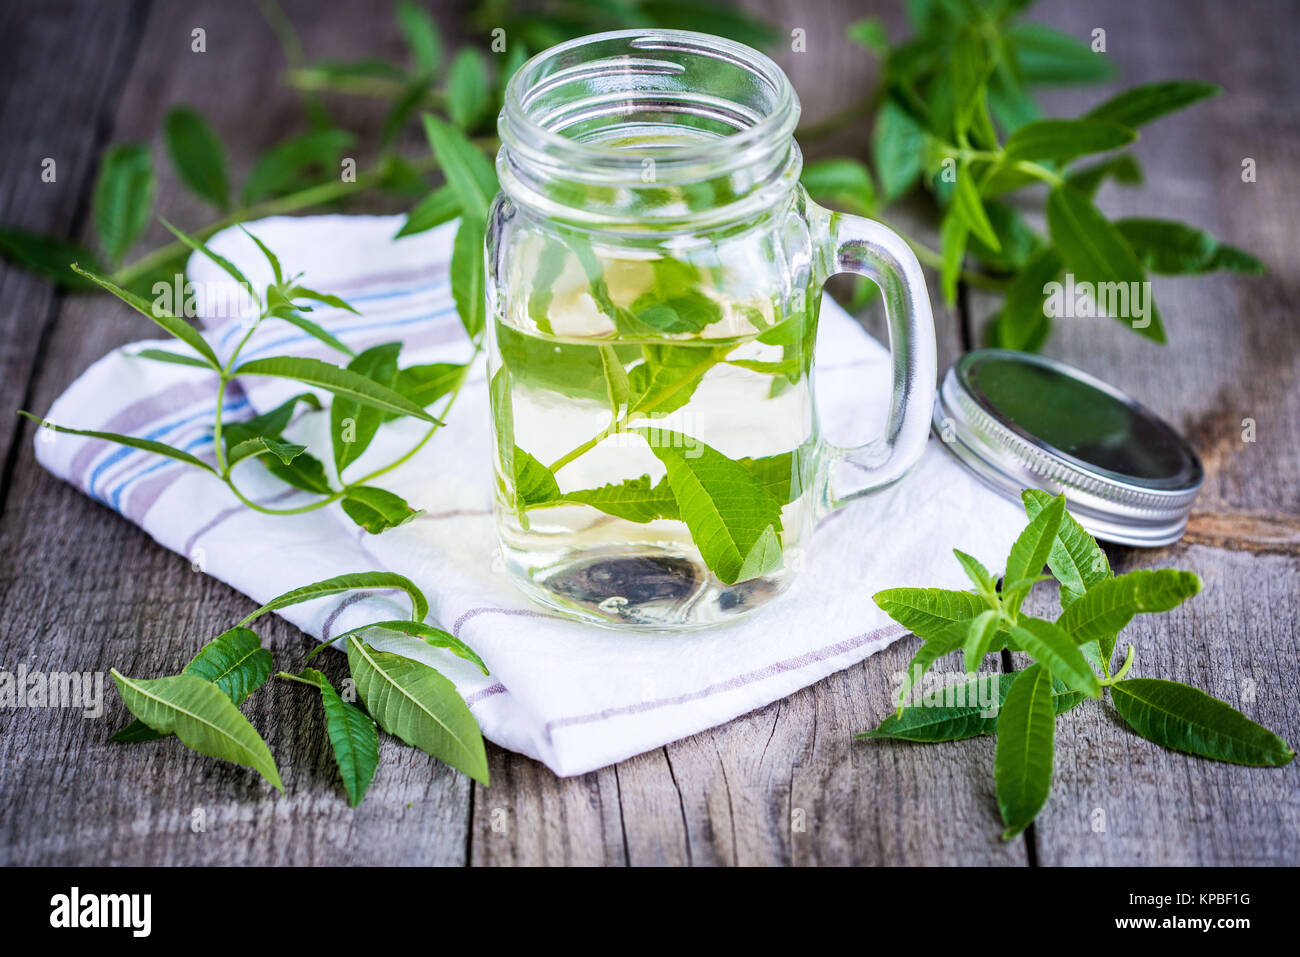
left=486, top=30, right=936, bottom=628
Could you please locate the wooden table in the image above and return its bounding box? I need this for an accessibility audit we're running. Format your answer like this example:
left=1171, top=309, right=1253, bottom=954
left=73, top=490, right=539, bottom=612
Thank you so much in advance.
left=1, top=0, right=1296, bottom=866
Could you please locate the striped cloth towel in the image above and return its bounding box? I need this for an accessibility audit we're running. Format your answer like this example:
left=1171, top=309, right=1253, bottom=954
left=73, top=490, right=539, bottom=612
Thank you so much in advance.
left=33, top=214, right=1024, bottom=777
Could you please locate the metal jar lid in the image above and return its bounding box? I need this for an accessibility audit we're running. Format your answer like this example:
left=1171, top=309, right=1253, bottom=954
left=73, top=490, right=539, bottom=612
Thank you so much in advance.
left=933, top=349, right=1203, bottom=547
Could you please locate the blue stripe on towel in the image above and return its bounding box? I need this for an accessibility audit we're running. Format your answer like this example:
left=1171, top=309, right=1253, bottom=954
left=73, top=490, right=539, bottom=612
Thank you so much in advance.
left=87, top=397, right=250, bottom=505
left=214, top=278, right=452, bottom=350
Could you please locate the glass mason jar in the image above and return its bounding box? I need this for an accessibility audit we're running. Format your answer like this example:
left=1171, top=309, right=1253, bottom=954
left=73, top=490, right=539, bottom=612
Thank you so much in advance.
left=486, top=29, right=936, bottom=629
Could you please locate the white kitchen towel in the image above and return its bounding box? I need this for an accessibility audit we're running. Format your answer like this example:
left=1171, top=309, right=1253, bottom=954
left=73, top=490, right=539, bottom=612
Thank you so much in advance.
left=34, top=214, right=1024, bottom=777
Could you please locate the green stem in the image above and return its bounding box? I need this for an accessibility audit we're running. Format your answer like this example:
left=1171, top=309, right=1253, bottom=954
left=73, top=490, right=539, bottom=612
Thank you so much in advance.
left=213, top=377, right=230, bottom=476
left=1011, top=159, right=1065, bottom=187
left=546, top=420, right=623, bottom=474
left=275, top=670, right=321, bottom=687
left=1101, top=645, right=1136, bottom=685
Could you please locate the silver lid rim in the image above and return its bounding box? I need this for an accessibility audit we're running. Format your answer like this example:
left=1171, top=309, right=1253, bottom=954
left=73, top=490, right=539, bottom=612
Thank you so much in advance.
left=933, top=351, right=1203, bottom=548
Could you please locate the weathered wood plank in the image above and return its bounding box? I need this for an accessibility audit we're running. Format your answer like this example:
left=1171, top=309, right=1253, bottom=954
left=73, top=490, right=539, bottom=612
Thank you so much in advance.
left=0, top=0, right=473, bottom=866
left=1013, top=545, right=1300, bottom=865
left=0, top=0, right=145, bottom=489
left=993, top=0, right=1300, bottom=864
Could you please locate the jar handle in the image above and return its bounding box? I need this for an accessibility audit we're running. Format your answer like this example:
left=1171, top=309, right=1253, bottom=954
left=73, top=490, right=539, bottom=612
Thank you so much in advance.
left=811, top=203, right=938, bottom=513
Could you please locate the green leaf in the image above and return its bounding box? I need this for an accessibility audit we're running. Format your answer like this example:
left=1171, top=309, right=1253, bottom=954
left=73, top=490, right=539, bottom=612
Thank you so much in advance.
left=163, top=106, right=230, bottom=209
left=347, top=637, right=489, bottom=783
left=331, top=342, right=401, bottom=474
left=111, top=670, right=282, bottom=789
left=1058, top=569, right=1202, bottom=666
left=1005, top=24, right=1114, bottom=85
left=513, top=447, right=560, bottom=510
left=1003, top=492, right=1065, bottom=611
left=983, top=247, right=1061, bottom=352
left=341, top=485, right=423, bottom=533
left=182, top=627, right=274, bottom=705
left=422, top=114, right=498, bottom=222
left=739, top=451, right=803, bottom=506
left=845, top=17, right=888, bottom=54
left=949, top=27, right=993, bottom=137
left=1206, top=243, right=1266, bottom=275
left=599, top=345, right=630, bottom=415
left=563, top=474, right=680, bottom=524
left=862, top=673, right=1004, bottom=743
left=635, top=428, right=784, bottom=585
left=451, top=216, right=486, bottom=339
left=966, top=201, right=1044, bottom=272
left=994, top=663, right=1056, bottom=839
left=238, top=571, right=429, bottom=629
left=241, top=225, right=283, bottom=285
left=221, top=392, right=321, bottom=452
left=270, top=308, right=355, bottom=357
left=446, top=48, right=490, bottom=130
left=1111, top=678, right=1294, bottom=767
left=953, top=161, right=999, bottom=250
left=490, top=365, right=514, bottom=486
left=895, top=617, right=971, bottom=710
left=395, top=185, right=459, bottom=238
left=265, top=448, right=332, bottom=494
left=233, top=355, right=439, bottom=423
left=288, top=284, right=360, bottom=315
left=874, top=587, right=991, bottom=644
left=1007, top=616, right=1102, bottom=698
left=1085, top=80, right=1220, bottom=129
left=381, top=78, right=433, bottom=145
left=297, top=668, right=379, bottom=807
left=1046, top=184, right=1166, bottom=343
left=17, top=411, right=213, bottom=472
left=112, top=626, right=273, bottom=743
left=987, top=60, right=1040, bottom=134
left=228, top=435, right=307, bottom=467
left=1021, top=489, right=1110, bottom=607
left=68, top=263, right=222, bottom=369
left=627, top=344, right=731, bottom=416
left=0, top=227, right=102, bottom=288
left=801, top=158, right=877, bottom=215
left=383, top=361, right=465, bottom=421
left=1003, top=118, right=1136, bottom=164
left=873, top=99, right=927, bottom=202
left=858, top=672, right=1082, bottom=743
left=242, top=129, right=355, bottom=205
left=93, top=143, right=154, bottom=265
left=962, top=609, right=1001, bottom=674
left=952, top=548, right=995, bottom=596
left=132, top=348, right=213, bottom=369
left=1114, top=218, right=1265, bottom=276
left=341, top=620, right=488, bottom=675
left=395, top=0, right=442, bottom=74
left=158, top=217, right=255, bottom=298
left=1065, top=153, right=1143, bottom=198
left=625, top=259, right=725, bottom=336
left=939, top=208, right=967, bottom=307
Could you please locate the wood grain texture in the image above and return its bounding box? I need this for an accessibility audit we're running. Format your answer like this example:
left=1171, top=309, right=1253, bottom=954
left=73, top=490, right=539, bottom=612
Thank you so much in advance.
left=1, top=0, right=1296, bottom=866
left=978, top=0, right=1300, bottom=866
left=0, top=1, right=145, bottom=492
left=0, top=0, right=471, bottom=866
